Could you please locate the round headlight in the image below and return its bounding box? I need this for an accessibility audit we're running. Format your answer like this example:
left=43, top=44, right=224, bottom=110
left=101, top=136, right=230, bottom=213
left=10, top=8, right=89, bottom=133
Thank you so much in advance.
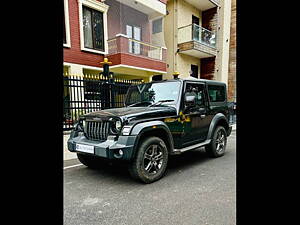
left=115, top=120, right=122, bottom=131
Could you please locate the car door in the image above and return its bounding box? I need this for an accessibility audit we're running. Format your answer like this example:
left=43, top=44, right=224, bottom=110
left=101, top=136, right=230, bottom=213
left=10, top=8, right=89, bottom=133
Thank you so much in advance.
left=182, top=82, right=211, bottom=146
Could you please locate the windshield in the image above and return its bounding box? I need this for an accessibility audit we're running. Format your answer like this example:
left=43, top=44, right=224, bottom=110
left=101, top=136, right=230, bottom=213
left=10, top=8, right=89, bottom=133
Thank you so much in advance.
left=125, top=81, right=181, bottom=107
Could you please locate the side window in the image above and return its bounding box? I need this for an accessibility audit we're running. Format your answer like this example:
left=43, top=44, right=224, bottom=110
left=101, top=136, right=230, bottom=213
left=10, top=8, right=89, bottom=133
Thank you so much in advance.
left=208, top=85, right=225, bottom=102
left=185, top=83, right=205, bottom=108
left=152, top=18, right=162, bottom=34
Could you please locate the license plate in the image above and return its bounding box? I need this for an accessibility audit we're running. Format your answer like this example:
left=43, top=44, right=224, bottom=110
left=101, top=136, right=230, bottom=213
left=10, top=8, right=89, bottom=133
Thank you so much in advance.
left=76, top=144, right=94, bottom=154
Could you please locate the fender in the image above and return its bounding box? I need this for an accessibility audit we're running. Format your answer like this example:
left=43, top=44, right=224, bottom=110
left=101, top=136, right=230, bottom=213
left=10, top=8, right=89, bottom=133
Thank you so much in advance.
left=130, top=120, right=174, bottom=157
left=206, top=113, right=229, bottom=140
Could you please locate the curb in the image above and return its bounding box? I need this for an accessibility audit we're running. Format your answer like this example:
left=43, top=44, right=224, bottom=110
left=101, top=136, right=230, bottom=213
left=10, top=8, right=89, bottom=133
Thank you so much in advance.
left=64, top=134, right=78, bottom=161
left=232, top=124, right=236, bottom=131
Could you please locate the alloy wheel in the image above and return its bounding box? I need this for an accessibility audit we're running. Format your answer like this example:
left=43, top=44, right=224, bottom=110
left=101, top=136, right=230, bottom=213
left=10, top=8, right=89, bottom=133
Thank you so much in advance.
left=215, top=130, right=226, bottom=153
left=143, top=144, right=164, bottom=175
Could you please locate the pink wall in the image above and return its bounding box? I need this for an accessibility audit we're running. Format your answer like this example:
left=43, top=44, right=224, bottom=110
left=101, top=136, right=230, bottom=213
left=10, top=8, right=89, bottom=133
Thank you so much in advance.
left=106, top=0, right=150, bottom=43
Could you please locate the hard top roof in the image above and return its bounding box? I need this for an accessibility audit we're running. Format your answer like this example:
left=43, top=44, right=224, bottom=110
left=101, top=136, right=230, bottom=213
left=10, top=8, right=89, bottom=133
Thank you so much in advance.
left=156, top=76, right=226, bottom=85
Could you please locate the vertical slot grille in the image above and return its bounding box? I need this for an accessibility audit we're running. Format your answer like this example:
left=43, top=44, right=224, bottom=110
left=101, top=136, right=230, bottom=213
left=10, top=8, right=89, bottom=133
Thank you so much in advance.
left=84, top=121, right=110, bottom=141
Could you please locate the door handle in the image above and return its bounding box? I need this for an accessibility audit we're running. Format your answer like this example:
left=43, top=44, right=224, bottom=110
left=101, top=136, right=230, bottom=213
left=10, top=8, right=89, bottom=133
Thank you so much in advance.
left=200, top=114, right=206, bottom=119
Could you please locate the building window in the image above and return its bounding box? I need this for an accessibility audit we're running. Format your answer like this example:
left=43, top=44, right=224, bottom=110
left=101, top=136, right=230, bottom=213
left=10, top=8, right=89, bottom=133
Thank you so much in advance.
left=83, top=6, right=104, bottom=51
left=63, top=6, right=66, bottom=44
left=79, top=0, right=109, bottom=54
left=152, top=18, right=162, bottom=34
left=208, top=85, right=226, bottom=102
left=63, top=0, right=71, bottom=48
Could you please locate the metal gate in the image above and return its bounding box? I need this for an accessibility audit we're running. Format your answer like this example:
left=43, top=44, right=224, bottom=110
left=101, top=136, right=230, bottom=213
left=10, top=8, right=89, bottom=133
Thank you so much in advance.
left=63, top=74, right=142, bottom=130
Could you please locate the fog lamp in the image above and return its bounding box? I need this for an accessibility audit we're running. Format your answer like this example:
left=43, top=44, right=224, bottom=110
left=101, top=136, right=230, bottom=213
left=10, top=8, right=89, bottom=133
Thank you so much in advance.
left=114, top=149, right=124, bottom=158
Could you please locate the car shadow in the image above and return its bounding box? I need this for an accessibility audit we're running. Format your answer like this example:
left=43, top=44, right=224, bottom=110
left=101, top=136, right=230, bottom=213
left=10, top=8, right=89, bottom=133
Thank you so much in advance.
left=82, top=147, right=212, bottom=184
left=166, top=147, right=211, bottom=174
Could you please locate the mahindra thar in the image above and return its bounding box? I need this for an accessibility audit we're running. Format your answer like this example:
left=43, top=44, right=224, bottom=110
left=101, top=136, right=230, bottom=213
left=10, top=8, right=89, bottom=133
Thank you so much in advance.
left=67, top=77, right=232, bottom=183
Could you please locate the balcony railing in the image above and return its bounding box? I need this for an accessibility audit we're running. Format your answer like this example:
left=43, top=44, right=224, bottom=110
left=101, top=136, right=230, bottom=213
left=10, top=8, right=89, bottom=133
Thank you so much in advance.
left=210, top=0, right=220, bottom=5
left=107, top=35, right=166, bottom=62
left=178, top=24, right=217, bottom=49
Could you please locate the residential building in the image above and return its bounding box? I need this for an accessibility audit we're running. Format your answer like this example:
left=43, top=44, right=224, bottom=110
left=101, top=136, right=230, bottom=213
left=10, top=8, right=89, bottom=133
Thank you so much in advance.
left=164, top=0, right=231, bottom=84
left=63, top=0, right=233, bottom=85
left=227, top=0, right=236, bottom=102
left=63, top=0, right=168, bottom=82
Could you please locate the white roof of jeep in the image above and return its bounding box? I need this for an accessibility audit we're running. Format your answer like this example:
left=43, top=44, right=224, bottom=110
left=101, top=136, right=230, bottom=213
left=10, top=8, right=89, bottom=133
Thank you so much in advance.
left=168, top=76, right=226, bottom=85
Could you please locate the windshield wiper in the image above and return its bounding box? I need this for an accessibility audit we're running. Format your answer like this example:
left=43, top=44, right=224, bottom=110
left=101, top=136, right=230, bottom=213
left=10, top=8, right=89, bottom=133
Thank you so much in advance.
left=149, top=100, right=175, bottom=107
left=127, top=101, right=152, bottom=107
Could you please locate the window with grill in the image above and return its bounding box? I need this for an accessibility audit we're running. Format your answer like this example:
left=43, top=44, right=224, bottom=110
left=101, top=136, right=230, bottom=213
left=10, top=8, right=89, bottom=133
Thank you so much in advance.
left=83, top=6, right=104, bottom=51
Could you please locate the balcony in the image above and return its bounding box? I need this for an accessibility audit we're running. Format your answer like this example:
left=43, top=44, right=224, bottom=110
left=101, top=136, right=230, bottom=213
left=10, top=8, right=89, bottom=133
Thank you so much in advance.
left=108, top=34, right=166, bottom=61
left=107, top=34, right=167, bottom=75
left=177, top=24, right=217, bottom=58
left=184, top=0, right=219, bottom=11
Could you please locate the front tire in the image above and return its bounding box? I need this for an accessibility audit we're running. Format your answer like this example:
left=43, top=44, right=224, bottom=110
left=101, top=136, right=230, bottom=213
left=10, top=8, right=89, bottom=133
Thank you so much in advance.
left=128, top=137, right=168, bottom=183
left=205, top=126, right=227, bottom=158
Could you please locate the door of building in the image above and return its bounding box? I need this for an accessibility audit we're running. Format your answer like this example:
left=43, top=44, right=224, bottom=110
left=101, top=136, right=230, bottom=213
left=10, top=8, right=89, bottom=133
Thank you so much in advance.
left=126, top=25, right=141, bottom=54
left=192, top=15, right=200, bottom=41
left=192, top=15, right=200, bottom=25
left=191, top=64, right=199, bottom=78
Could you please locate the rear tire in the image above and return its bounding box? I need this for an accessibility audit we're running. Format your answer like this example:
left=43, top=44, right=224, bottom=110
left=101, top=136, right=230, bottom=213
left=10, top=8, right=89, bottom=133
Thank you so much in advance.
left=77, top=153, right=107, bottom=169
left=205, top=126, right=227, bottom=158
left=128, top=137, right=168, bottom=183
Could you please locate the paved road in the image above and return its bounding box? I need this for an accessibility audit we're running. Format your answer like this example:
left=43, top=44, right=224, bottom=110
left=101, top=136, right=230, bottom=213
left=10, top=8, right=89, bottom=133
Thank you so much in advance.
left=64, top=131, right=236, bottom=225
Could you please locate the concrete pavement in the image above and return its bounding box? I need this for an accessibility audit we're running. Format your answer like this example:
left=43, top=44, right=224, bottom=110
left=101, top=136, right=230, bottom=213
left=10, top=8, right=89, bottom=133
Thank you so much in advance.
left=64, top=130, right=236, bottom=225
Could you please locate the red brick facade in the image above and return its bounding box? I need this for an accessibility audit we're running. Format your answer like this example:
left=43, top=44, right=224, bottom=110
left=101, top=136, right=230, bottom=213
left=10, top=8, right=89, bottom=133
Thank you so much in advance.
left=63, top=0, right=166, bottom=72
left=202, top=7, right=218, bottom=33
left=108, top=53, right=166, bottom=72
left=200, top=57, right=216, bottom=80
left=63, top=0, right=104, bottom=67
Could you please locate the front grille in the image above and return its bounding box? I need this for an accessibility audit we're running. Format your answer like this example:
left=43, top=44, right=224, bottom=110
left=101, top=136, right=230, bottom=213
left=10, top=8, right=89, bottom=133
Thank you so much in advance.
left=84, top=121, right=110, bottom=141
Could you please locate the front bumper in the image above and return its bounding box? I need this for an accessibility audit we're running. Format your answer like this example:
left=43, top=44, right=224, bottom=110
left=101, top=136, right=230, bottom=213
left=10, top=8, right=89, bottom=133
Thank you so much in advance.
left=67, top=131, right=137, bottom=160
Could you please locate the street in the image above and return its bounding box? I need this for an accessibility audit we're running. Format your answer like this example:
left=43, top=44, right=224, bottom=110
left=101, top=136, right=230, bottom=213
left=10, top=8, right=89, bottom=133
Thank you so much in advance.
left=64, top=131, right=236, bottom=225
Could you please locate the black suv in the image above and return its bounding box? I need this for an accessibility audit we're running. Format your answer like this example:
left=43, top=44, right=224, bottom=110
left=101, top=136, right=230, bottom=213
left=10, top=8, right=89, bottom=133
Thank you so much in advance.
left=67, top=77, right=232, bottom=183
